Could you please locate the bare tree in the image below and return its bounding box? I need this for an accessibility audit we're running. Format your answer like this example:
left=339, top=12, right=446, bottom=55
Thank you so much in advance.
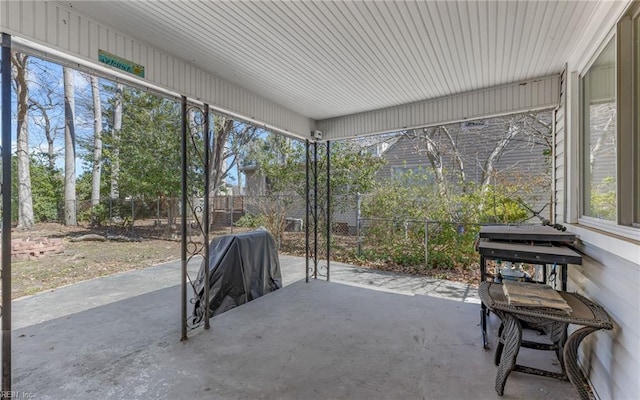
left=441, top=126, right=466, bottom=189
left=187, top=111, right=260, bottom=195
left=185, top=111, right=259, bottom=228
left=228, top=124, right=259, bottom=193
left=525, top=113, right=553, bottom=150
left=90, top=76, right=103, bottom=207
left=407, top=127, right=449, bottom=200
left=12, top=52, right=35, bottom=229
left=402, top=114, right=549, bottom=213
left=210, top=116, right=259, bottom=194
left=422, top=127, right=448, bottom=200
left=480, top=118, right=521, bottom=195
left=110, top=83, right=123, bottom=201
left=63, top=67, right=77, bottom=226
left=210, top=115, right=234, bottom=195
left=27, top=58, right=66, bottom=170
left=29, top=100, right=57, bottom=170
left=587, top=105, right=616, bottom=169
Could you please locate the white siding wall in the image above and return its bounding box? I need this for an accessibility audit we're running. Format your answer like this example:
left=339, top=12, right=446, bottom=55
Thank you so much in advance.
left=0, top=1, right=312, bottom=138
left=317, top=75, right=560, bottom=140
left=567, top=238, right=640, bottom=400
left=561, top=2, right=639, bottom=399
left=555, top=72, right=640, bottom=399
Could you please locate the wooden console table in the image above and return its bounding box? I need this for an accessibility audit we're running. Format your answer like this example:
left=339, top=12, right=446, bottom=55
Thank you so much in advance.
left=479, top=281, right=612, bottom=400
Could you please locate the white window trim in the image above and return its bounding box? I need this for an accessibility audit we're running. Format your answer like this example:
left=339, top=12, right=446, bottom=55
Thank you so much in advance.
left=576, top=34, right=621, bottom=234
left=567, top=223, right=640, bottom=266
left=577, top=216, right=640, bottom=242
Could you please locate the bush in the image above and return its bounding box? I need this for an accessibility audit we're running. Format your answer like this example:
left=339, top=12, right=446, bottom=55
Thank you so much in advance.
left=358, top=170, right=534, bottom=269
left=235, top=213, right=265, bottom=228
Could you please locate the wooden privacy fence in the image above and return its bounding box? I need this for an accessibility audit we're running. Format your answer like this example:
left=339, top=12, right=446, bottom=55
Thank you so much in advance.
left=211, top=196, right=244, bottom=211
left=210, top=196, right=245, bottom=229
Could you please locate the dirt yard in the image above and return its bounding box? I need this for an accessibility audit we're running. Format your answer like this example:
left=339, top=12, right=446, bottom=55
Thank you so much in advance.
left=5, top=222, right=480, bottom=300
left=8, top=222, right=183, bottom=299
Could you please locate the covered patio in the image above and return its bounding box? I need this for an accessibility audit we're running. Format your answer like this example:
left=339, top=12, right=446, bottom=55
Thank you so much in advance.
left=10, top=255, right=576, bottom=399
left=1, top=1, right=638, bottom=399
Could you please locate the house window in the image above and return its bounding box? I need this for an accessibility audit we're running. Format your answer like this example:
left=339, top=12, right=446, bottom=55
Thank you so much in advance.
left=582, top=39, right=616, bottom=221
left=580, top=2, right=640, bottom=231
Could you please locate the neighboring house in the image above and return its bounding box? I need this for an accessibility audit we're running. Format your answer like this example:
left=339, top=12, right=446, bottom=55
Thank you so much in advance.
left=239, top=164, right=265, bottom=198
left=239, top=163, right=308, bottom=230
left=377, top=113, right=554, bottom=218
left=241, top=157, right=367, bottom=235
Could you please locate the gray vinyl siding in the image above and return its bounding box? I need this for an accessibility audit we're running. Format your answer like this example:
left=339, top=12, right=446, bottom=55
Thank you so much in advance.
left=377, top=113, right=553, bottom=217
left=567, top=244, right=640, bottom=400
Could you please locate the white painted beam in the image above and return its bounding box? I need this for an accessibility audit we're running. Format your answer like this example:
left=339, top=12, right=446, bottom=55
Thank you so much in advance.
left=317, top=75, right=560, bottom=140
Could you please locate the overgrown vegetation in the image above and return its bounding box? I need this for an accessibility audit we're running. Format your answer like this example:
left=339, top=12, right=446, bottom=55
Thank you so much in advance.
left=359, top=172, right=535, bottom=269
left=243, top=135, right=384, bottom=243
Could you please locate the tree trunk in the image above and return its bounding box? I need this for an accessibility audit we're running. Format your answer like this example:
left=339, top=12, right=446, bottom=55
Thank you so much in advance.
left=418, top=127, right=448, bottom=200
left=29, top=100, right=56, bottom=170
left=12, top=52, right=35, bottom=229
left=90, top=76, right=103, bottom=208
left=441, top=126, right=466, bottom=190
left=110, top=83, right=123, bottom=201
left=481, top=120, right=520, bottom=196
left=210, top=116, right=234, bottom=195
left=589, top=109, right=615, bottom=169
left=63, top=67, right=77, bottom=226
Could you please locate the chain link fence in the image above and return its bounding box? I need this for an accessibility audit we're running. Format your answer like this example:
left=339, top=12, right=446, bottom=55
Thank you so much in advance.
left=356, top=218, right=483, bottom=268
left=53, top=190, right=546, bottom=271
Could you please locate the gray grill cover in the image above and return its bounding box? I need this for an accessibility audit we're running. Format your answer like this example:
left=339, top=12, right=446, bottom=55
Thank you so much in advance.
left=192, top=229, right=282, bottom=323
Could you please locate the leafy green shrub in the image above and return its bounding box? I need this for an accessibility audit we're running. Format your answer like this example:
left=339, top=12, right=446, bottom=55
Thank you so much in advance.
left=77, top=204, right=109, bottom=226
left=11, top=155, right=63, bottom=223
left=358, top=167, right=536, bottom=270
left=235, top=213, right=265, bottom=228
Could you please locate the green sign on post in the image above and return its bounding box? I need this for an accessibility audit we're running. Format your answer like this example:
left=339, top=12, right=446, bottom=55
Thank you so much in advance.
left=98, top=50, right=145, bottom=78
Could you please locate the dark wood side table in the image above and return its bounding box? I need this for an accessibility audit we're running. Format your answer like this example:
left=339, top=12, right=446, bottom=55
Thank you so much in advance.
left=479, top=281, right=613, bottom=400
left=477, top=225, right=582, bottom=349
left=479, top=225, right=577, bottom=243
left=478, top=240, right=583, bottom=290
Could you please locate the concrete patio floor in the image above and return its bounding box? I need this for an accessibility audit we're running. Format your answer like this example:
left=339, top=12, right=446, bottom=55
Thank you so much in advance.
left=9, top=255, right=577, bottom=399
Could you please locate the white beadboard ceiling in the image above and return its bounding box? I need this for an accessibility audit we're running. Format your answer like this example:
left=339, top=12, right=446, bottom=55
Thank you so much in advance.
left=61, top=0, right=600, bottom=121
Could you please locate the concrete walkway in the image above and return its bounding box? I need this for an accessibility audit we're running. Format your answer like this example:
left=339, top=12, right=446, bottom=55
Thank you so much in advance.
left=280, top=255, right=481, bottom=303
left=8, top=255, right=575, bottom=399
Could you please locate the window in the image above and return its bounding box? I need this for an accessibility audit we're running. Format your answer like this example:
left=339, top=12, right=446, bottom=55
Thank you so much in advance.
left=582, top=39, right=616, bottom=221
left=580, top=2, right=640, bottom=231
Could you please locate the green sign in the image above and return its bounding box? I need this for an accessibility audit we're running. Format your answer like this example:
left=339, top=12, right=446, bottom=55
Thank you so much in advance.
left=98, top=50, right=145, bottom=78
